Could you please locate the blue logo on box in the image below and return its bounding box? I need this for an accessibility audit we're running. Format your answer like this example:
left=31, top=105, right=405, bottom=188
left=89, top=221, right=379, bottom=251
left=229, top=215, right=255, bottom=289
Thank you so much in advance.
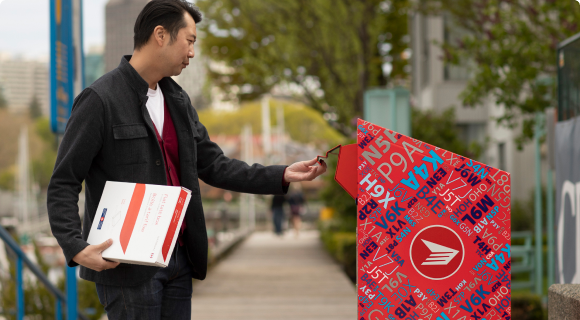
left=97, top=208, right=107, bottom=230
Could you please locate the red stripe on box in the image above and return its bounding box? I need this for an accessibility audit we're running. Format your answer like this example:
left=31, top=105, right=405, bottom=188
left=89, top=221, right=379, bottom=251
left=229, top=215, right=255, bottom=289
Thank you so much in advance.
left=161, top=189, right=188, bottom=261
left=119, top=184, right=146, bottom=254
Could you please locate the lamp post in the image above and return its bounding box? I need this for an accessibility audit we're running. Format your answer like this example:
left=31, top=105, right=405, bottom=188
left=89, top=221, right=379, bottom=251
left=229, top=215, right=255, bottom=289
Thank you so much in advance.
left=363, top=87, right=411, bottom=136
left=533, top=112, right=545, bottom=296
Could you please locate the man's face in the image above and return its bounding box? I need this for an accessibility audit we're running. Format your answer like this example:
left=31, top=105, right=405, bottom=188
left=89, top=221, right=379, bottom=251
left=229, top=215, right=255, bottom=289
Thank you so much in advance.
left=161, top=12, right=196, bottom=77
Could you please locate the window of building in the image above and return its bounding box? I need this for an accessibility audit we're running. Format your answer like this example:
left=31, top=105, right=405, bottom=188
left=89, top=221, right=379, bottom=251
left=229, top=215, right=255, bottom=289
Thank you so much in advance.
left=443, top=13, right=470, bottom=81
left=421, top=14, right=430, bottom=88
left=456, top=123, right=485, bottom=144
left=498, top=142, right=506, bottom=171
left=456, top=123, right=486, bottom=161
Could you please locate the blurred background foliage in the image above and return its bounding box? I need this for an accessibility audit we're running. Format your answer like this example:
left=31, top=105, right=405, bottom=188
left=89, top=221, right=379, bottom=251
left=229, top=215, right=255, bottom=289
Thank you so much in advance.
left=512, top=186, right=552, bottom=234
left=410, top=107, right=483, bottom=160
left=197, top=0, right=411, bottom=134
left=0, top=110, right=56, bottom=191
left=198, top=99, right=344, bottom=149
left=418, top=0, right=580, bottom=148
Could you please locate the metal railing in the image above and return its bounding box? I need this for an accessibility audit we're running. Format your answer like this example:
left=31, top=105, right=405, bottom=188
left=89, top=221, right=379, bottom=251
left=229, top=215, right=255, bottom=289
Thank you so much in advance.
left=0, top=224, right=87, bottom=320
left=511, top=230, right=535, bottom=291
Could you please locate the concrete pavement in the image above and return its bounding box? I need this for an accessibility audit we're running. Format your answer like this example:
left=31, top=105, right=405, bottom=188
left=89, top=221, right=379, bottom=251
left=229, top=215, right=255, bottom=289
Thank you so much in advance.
left=190, top=230, right=357, bottom=320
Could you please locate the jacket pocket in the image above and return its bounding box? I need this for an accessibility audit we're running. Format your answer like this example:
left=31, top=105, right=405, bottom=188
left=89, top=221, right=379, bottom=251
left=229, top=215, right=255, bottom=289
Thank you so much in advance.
left=113, top=124, right=148, bottom=140
left=112, top=124, right=149, bottom=165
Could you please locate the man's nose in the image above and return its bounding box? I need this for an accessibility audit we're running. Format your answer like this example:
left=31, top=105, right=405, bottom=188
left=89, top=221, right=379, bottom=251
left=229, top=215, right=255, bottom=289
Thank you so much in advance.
left=188, top=50, right=195, bottom=58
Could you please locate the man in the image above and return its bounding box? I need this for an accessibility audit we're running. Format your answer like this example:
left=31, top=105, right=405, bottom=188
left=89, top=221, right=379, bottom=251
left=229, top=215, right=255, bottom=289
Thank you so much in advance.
left=46, top=1, right=326, bottom=319
left=270, top=194, right=286, bottom=236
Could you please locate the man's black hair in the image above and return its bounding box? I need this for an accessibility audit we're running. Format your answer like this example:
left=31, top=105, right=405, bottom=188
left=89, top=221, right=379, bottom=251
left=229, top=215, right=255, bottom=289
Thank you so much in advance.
left=133, top=0, right=202, bottom=50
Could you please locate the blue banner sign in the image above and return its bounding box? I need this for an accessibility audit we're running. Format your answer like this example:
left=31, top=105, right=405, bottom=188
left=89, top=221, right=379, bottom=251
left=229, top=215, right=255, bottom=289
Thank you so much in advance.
left=50, top=0, right=75, bottom=134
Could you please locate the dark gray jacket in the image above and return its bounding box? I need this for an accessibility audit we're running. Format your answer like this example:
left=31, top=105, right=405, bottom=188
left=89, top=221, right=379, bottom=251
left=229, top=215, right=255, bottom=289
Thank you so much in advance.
left=47, top=56, right=287, bottom=286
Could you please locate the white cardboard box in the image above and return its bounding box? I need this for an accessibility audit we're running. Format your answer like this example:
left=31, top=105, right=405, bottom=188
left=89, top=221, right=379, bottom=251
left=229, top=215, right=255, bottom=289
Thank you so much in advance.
left=87, top=181, right=192, bottom=267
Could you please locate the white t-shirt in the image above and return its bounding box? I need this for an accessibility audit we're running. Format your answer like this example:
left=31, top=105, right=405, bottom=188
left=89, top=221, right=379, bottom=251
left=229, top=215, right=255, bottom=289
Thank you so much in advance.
left=146, top=83, right=165, bottom=138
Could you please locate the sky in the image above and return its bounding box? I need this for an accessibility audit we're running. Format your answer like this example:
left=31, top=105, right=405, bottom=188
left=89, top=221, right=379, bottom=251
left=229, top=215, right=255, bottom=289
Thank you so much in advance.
left=0, top=0, right=108, bottom=59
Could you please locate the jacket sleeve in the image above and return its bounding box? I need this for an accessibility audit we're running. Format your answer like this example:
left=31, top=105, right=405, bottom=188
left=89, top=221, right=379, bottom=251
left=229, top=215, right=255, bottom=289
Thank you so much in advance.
left=187, top=97, right=289, bottom=195
left=47, top=88, right=105, bottom=267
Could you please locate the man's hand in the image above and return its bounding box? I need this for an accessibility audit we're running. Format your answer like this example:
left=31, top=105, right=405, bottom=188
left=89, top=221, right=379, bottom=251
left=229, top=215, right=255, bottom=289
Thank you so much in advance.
left=284, top=158, right=327, bottom=183
left=72, top=239, right=120, bottom=272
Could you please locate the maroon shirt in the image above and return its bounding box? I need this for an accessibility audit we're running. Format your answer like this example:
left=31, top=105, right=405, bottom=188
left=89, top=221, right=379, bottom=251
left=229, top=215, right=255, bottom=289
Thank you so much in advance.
left=151, top=100, right=187, bottom=246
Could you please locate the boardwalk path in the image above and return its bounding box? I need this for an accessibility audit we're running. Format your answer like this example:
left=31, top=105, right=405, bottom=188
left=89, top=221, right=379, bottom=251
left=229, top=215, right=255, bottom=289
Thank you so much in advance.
left=191, top=230, right=357, bottom=320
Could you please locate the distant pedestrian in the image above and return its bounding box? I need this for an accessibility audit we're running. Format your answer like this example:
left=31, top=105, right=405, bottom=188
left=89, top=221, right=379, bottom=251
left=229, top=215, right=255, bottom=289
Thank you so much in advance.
left=271, top=194, right=286, bottom=236
left=220, top=191, right=233, bottom=232
left=287, top=183, right=305, bottom=237
left=213, top=191, right=232, bottom=246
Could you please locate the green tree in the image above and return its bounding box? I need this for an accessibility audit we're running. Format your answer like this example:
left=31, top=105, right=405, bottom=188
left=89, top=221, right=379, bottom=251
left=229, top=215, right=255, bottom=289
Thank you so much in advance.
left=197, top=0, right=410, bottom=134
left=31, top=118, right=57, bottom=189
left=0, top=86, right=7, bottom=109
left=418, top=0, right=580, bottom=148
left=29, top=95, right=42, bottom=120
left=197, top=98, right=344, bottom=149
left=0, top=166, right=15, bottom=191
left=411, top=107, right=483, bottom=160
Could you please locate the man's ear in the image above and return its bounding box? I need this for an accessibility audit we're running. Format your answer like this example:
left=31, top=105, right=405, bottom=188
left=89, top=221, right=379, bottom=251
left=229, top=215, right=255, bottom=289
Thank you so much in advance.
left=153, top=26, right=166, bottom=47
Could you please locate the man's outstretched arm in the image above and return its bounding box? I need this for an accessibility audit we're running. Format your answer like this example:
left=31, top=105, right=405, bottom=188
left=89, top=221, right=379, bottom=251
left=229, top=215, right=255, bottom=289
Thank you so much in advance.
left=190, top=102, right=326, bottom=192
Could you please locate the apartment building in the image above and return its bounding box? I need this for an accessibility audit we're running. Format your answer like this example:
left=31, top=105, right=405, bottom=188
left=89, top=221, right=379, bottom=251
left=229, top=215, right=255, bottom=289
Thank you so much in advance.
left=105, top=0, right=150, bottom=73
left=410, top=13, right=542, bottom=201
left=0, top=53, right=49, bottom=116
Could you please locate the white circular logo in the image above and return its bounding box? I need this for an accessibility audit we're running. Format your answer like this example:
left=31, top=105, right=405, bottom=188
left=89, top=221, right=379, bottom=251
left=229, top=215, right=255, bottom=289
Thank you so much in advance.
left=409, top=225, right=465, bottom=280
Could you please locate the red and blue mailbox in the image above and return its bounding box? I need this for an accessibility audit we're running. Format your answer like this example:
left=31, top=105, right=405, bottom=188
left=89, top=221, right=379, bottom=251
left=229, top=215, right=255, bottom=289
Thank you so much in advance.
left=327, top=119, right=511, bottom=320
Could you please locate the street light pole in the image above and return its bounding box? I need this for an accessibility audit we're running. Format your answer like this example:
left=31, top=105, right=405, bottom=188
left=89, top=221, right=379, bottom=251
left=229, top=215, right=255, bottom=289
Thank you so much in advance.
left=534, top=112, right=545, bottom=296
left=545, top=107, right=556, bottom=288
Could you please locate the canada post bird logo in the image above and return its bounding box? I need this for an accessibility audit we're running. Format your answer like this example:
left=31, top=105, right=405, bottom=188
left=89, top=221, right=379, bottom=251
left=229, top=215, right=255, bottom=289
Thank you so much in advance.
left=410, top=225, right=464, bottom=280
left=97, top=208, right=107, bottom=230
left=420, top=239, right=459, bottom=265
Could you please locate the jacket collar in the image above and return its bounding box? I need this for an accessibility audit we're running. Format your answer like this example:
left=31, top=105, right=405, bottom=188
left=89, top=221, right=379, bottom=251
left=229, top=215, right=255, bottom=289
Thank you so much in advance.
left=117, top=55, right=184, bottom=102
